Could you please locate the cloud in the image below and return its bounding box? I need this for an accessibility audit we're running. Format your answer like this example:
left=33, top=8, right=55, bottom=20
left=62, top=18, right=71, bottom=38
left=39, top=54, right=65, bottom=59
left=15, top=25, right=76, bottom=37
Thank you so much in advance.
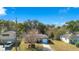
left=0, top=7, right=7, bottom=15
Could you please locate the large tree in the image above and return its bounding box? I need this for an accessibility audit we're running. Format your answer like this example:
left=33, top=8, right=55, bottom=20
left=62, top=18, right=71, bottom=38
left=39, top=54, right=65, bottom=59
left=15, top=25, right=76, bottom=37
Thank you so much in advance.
left=23, top=20, right=47, bottom=34
left=66, top=20, right=79, bottom=33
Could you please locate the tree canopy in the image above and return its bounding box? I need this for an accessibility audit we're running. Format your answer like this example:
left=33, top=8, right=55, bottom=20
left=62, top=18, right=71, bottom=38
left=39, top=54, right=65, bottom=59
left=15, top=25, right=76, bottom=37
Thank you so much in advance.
left=0, top=19, right=79, bottom=40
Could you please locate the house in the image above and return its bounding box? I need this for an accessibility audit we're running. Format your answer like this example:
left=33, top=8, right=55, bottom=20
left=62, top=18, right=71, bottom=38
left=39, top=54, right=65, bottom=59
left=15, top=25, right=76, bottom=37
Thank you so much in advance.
left=24, top=34, right=48, bottom=43
left=60, top=33, right=79, bottom=44
left=24, top=33, right=48, bottom=48
left=69, top=34, right=79, bottom=44
left=60, top=34, right=72, bottom=43
left=0, top=31, right=16, bottom=44
left=24, top=28, right=48, bottom=43
left=24, top=28, right=49, bottom=48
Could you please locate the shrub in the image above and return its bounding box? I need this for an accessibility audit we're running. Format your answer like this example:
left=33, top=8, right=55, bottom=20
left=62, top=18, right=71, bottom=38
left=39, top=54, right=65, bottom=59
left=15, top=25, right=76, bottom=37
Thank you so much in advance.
left=49, top=32, right=54, bottom=40
left=75, top=42, right=79, bottom=47
left=70, top=39, right=77, bottom=45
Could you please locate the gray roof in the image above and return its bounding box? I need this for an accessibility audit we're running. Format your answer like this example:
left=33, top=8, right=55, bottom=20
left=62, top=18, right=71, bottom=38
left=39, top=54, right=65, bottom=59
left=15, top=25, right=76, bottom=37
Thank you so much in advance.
left=61, top=33, right=79, bottom=40
left=60, top=34, right=71, bottom=39
left=0, top=31, right=16, bottom=40
left=24, top=34, right=48, bottom=43
left=1, top=31, right=16, bottom=34
left=25, top=34, right=48, bottom=39
left=70, top=34, right=79, bottom=39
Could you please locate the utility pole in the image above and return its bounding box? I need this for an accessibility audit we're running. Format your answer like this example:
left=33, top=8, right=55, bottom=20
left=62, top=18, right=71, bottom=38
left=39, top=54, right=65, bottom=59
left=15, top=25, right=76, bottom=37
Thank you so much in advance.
left=15, top=17, right=18, bottom=51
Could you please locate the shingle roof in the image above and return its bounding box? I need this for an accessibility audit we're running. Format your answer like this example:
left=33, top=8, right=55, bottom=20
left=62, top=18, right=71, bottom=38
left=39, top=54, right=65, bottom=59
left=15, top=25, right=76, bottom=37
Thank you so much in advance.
left=24, top=34, right=48, bottom=43
left=0, top=31, right=16, bottom=40
left=60, top=34, right=71, bottom=39
left=25, top=34, right=48, bottom=39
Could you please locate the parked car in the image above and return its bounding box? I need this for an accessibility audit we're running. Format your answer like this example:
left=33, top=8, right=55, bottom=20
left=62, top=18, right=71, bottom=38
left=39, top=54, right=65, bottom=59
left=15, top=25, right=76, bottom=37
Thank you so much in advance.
left=4, top=42, right=13, bottom=48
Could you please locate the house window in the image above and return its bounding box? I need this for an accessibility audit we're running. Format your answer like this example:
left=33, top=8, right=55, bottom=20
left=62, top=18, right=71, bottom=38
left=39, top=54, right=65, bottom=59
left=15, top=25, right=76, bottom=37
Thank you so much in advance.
left=2, top=34, right=9, bottom=36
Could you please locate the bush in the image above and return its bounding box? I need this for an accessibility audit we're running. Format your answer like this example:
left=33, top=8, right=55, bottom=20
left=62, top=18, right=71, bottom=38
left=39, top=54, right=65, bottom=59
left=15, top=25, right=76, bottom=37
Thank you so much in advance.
left=31, top=44, right=35, bottom=48
left=48, top=32, right=54, bottom=40
left=76, top=42, right=79, bottom=47
left=70, top=39, right=77, bottom=45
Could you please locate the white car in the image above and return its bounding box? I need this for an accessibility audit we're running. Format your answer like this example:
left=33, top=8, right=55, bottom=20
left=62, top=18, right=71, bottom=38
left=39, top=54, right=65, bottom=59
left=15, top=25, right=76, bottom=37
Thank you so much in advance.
left=4, top=42, right=13, bottom=48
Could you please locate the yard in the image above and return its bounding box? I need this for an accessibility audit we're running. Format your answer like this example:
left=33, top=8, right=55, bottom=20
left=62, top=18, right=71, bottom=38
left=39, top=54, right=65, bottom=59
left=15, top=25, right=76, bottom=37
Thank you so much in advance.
left=12, top=38, right=31, bottom=51
left=11, top=37, right=79, bottom=51
left=11, top=38, right=43, bottom=51
left=50, top=40, right=79, bottom=51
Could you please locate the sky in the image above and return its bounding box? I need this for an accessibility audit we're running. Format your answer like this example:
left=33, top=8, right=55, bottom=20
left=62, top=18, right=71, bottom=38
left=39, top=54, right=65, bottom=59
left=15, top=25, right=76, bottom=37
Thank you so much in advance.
left=0, top=7, right=79, bottom=26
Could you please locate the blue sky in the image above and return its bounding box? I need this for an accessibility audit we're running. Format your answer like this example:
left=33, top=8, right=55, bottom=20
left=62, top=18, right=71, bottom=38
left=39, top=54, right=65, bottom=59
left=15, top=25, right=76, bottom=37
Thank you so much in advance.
left=0, top=7, right=79, bottom=26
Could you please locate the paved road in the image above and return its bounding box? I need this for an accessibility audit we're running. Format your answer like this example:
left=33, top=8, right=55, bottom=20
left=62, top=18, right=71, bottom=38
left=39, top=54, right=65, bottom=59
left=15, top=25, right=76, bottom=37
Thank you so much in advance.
left=42, top=44, right=53, bottom=51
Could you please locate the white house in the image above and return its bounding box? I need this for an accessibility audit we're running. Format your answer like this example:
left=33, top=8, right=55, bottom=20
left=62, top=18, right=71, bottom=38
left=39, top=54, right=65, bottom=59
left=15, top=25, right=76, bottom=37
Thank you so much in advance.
left=60, top=34, right=72, bottom=43
left=60, top=33, right=79, bottom=44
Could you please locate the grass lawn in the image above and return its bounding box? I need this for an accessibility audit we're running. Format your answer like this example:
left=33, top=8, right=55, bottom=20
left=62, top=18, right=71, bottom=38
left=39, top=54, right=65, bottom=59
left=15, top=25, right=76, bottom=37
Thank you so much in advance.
left=12, top=38, right=31, bottom=51
left=35, top=43, right=43, bottom=51
left=50, top=40, right=79, bottom=51
left=12, top=38, right=43, bottom=51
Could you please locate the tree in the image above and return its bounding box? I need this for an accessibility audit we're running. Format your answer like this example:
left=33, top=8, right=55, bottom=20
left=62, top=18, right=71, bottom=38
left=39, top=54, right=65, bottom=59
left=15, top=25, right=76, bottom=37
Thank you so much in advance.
left=17, top=23, right=24, bottom=37
left=66, top=20, right=79, bottom=33
left=51, top=26, right=66, bottom=40
left=49, top=32, right=54, bottom=40
left=0, top=19, right=16, bottom=32
left=23, top=20, right=47, bottom=34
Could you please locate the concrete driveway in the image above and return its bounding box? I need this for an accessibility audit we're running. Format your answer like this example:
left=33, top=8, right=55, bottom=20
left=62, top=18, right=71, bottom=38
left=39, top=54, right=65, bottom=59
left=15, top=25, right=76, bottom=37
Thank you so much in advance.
left=42, top=44, right=53, bottom=51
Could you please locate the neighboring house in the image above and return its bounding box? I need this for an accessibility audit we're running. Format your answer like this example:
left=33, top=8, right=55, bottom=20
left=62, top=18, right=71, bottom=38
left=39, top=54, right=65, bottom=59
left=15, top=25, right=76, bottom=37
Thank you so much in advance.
left=60, top=34, right=72, bottom=43
left=60, top=33, right=79, bottom=44
left=0, top=31, right=16, bottom=44
left=69, top=34, right=79, bottom=44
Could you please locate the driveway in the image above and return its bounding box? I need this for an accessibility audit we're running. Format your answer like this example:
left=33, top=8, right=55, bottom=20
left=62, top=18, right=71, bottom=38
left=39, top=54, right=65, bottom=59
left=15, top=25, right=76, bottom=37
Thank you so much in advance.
left=42, top=44, right=53, bottom=51
left=0, top=45, right=5, bottom=51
